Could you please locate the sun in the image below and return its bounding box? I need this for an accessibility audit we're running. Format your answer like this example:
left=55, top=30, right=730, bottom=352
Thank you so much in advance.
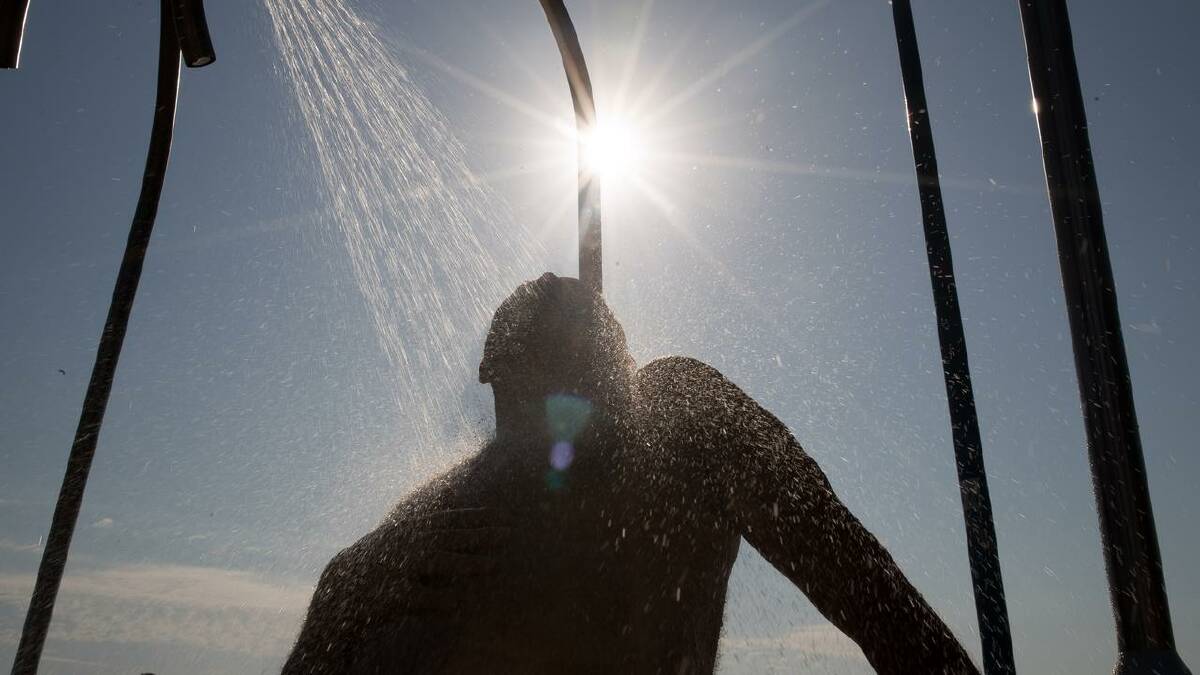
left=400, top=1, right=832, bottom=246
left=581, top=117, right=645, bottom=181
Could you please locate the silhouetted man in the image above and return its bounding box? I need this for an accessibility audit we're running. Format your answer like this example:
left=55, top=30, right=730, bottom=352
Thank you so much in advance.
left=284, top=273, right=979, bottom=674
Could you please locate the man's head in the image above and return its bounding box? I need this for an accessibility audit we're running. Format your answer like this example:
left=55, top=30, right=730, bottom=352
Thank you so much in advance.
left=479, top=273, right=635, bottom=408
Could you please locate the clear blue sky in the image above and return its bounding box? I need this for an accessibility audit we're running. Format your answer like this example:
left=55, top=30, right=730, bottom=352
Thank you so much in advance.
left=1, top=1, right=1197, bottom=673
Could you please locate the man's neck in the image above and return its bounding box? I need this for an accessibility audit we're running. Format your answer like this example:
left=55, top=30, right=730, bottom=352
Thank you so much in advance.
left=493, top=392, right=550, bottom=444
left=490, top=387, right=629, bottom=473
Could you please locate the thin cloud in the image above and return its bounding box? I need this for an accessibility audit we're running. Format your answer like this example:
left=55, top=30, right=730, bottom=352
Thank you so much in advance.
left=0, top=538, right=42, bottom=554
left=0, top=563, right=312, bottom=658
left=0, top=562, right=864, bottom=667
left=721, top=622, right=866, bottom=661
left=39, top=655, right=108, bottom=669
left=1129, top=320, right=1163, bottom=335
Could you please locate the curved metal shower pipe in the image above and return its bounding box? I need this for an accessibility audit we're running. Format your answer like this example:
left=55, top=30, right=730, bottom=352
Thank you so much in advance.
left=538, top=0, right=602, bottom=294
left=8, top=2, right=213, bottom=673
left=171, top=0, right=217, bottom=68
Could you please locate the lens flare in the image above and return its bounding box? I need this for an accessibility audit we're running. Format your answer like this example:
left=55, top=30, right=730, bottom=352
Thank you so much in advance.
left=550, top=441, right=575, bottom=470
left=545, top=393, right=592, bottom=441
left=582, top=118, right=645, bottom=180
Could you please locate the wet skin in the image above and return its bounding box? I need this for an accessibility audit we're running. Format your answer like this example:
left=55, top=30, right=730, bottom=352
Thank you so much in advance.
left=283, top=356, right=979, bottom=674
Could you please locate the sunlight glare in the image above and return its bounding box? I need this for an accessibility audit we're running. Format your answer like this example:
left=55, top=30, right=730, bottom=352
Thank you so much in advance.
left=582, top=118, right=645, bottom=180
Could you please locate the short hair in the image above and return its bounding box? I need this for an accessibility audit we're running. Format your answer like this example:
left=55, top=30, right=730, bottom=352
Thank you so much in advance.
left=479, top=273, right=632, bottom=396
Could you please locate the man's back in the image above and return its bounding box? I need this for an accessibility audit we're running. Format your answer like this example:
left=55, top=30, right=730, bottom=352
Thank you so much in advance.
left=393, top=359, right=745, bottom=673
left=285, top=357, right=748, bottom=674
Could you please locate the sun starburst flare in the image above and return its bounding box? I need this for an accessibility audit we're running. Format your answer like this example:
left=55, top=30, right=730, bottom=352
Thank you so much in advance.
left=581, top=117, right=646, bottom=182
left=393, top=0, right=844, bottom=273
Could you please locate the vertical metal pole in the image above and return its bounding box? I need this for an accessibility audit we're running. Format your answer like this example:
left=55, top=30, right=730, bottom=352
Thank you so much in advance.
left=538, top=0, right=602, bottom=294
left=890, top=3, right=1016, bottom=673
left=1016, top=2, right=1190, bottom=674
left=10, top=4, right=181, bottom=673
left=0, top=0, right=32, bottom=68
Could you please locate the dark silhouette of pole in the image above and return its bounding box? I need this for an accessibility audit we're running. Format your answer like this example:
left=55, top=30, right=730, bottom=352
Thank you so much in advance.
left=2, top=1, right=214, bottom=71
left=890, top=3, right=1015, bottom=674
left=169, top=0, right=216, bottom=68
left=1016, top=2, right=1190, bottom=674
left=0, top=0, right=32, bottom=68
left=537, top=0, right=601, bottom=294
left=11, top=2, right=213, bottom=672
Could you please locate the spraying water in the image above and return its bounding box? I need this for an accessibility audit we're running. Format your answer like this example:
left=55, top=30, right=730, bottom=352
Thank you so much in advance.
left=262, top=0, right=542, bottom=481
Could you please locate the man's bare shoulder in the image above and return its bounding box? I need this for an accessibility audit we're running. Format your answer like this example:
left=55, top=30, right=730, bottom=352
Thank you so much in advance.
left=637, top=356, right=754, bottom=418
left=328, top=455, right=483, bottom=574
left=384, top=457, right=480, bottom=522
left=633, top=356, right=764, bottom=466
left=639, top=355, right=723, bottom=381
left=637, top=356, right=736, bottom=400
left=636, top=355, right=799, bottom=456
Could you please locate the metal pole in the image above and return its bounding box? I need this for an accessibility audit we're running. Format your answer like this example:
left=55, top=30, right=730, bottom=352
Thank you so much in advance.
left=169, top=0, right=216, bottom=68
left=11, top=3, right=185, bottom=672
left=890, top=3, right=1016, bottom=673
left=0, top=0, right=32, bottom=68
left=1015, top=2, right=1190, bottom=674
left=3, top=1, right=213, bottom=71
left=537, top=0, right=601, bottom=294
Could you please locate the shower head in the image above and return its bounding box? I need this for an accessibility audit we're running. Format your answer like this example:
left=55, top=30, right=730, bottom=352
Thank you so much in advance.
left=167, top=0, right=216, bottom=67
left=0, top=0, right=31, bottom=68
left=1, top=0, right=214, bottom=70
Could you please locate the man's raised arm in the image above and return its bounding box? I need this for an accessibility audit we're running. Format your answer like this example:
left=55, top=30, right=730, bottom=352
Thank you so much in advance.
left=639, top=356, right=979, bottom=675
